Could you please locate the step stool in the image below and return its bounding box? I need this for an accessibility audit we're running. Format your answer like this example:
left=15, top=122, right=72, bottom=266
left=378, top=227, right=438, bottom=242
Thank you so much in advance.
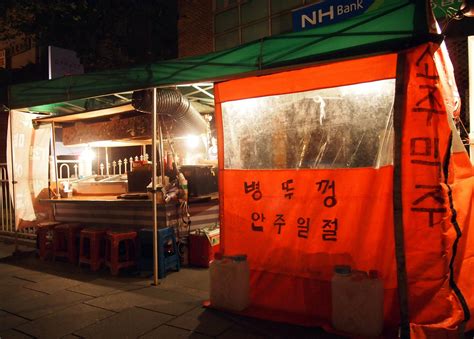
left=138, top=228, right=180, bottom=278
left=53, top=223, right=83, bottom=263
left=158, top=227, right=181, bottom=278
left=105, top=230, right=137, bottom=275
left=189, top=230, right=220, bottom=268
left=36, top=221, right=62, bottom=260
left=79, top=228, right=107, bottom=271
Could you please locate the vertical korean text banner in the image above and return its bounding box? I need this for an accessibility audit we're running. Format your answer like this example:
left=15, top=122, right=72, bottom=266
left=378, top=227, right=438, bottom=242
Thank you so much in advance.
left=7, top=110, right=52, bottom=229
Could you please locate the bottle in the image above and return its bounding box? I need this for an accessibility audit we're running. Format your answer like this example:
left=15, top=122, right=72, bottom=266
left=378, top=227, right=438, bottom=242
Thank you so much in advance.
left=178, top=173, right=188, bottom=201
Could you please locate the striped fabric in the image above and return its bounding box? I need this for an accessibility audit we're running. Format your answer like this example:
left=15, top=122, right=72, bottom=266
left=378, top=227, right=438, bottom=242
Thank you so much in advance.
left=188, top=198, right=219, bottom=231
left=51, top=198, right=219, bottom=231
left=54, top=201, right=179, bottom=229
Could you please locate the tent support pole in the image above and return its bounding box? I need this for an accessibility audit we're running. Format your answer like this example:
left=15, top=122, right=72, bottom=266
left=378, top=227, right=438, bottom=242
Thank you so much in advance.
left=468, top=36, right=474, bottom=164
left=393, top=53, right=410, bottom=338
left=8, top=108, right=18, bottom=253
left=51, top=122, right=59, bottom=198
left=152, top=88, right=159, bottom=286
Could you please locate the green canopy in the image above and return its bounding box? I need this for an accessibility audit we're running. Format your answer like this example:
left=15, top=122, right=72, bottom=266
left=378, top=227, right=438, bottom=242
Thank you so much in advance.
left=8, top=0, right=433, bottom=110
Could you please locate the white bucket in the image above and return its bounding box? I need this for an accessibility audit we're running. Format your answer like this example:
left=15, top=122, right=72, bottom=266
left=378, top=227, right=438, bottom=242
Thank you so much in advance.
left=331, top=266, right=384, bottom=337
left=210, top=254, right=250, bottom=312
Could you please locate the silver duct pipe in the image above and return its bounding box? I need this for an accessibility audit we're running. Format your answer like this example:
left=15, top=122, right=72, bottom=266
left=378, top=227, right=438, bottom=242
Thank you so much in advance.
left=132, top=89, right=208, bottom=136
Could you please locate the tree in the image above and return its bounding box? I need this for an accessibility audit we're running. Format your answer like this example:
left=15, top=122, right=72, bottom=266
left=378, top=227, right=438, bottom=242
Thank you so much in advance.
left=0, top=0, right=177, bottom=71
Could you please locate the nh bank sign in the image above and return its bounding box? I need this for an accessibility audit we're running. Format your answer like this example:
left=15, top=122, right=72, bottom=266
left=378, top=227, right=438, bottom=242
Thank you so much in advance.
left=292, top=0, right=376, bottom=31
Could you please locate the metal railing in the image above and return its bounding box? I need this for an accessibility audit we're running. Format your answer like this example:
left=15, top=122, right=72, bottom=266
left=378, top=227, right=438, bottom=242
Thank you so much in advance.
left=0, top=152, right=150, bottom=238
left=0, top=163, right=14, bottom=234
left=56, top=153, right=149, bottom=180
left=0, top=163, right=36, bottom=239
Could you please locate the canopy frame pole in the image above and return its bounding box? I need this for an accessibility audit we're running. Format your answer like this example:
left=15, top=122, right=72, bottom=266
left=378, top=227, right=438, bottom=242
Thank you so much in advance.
left=8, top=108, right=18, bottom=251
left=152, top=88, right=159, bottom=286
left=393, top=53, right=410, bottom=338
left=158, top=119, right=165, bottom=186
left=51, top=122, right=59, bottom=198
left=105, top=147, right=109, bottom=176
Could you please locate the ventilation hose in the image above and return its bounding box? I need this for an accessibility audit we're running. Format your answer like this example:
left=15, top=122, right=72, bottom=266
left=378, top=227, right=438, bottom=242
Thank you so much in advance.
left=132, top=88, right=208, bottom=135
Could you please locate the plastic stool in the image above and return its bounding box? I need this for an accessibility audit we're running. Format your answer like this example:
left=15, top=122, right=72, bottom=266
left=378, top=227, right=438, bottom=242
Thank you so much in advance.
left=105, top=230, right=137, bottom=275
left=158, top=227, right=180, bottom=279
left=79, top=228, right=107, bottom=271
left=53, top=223, right=83, bottom=263
left=36, top=221, right=62, bottom=260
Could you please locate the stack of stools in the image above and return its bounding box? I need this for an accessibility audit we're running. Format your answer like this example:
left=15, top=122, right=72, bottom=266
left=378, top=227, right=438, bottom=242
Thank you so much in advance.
left=36, top=221, right=62, bottom=260
left=105, top=230, right=137, bottom=275
left=53, top=223, right=83, bottom=263
left=79, top=228, right=107, bottom=271
left=138, top=227, right=180, bottom=278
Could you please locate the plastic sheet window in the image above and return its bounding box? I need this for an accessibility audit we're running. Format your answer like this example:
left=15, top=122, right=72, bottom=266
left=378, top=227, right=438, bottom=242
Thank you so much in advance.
left=221, top=79, right=395, bottom=169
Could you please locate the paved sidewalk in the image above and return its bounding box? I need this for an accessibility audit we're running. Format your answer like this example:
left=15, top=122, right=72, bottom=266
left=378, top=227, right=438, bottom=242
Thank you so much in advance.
left=0, top=241, right=343, bottom=339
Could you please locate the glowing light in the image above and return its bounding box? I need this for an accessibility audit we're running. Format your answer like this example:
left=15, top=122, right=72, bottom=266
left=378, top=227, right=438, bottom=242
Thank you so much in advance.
left=185, top=135, right=201, bottom=149
left=79, top=148, right=95, bottom=161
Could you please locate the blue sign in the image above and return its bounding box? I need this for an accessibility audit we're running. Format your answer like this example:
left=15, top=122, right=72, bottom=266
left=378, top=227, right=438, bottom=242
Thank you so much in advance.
left=292, top=0, right=375, bottom=32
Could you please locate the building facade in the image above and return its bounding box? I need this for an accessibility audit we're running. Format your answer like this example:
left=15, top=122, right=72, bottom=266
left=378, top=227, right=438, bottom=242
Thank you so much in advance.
left=177, top=0, right=472, bottom=153
left=178, top=0, right=322, bottom=58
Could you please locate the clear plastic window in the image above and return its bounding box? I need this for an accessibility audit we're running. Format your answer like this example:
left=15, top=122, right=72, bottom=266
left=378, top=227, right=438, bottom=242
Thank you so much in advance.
left=222, top=79, right=395, bottom=169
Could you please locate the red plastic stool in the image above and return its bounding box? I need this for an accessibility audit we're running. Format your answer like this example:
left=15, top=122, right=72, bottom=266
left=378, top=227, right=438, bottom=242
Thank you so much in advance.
left=53, top=223, right=83, bottom=263
left=79, top=228, right=107, bottom=271
left=105, top=230, right=137, bottom=275
left=36, top=221, right=62, bottom=260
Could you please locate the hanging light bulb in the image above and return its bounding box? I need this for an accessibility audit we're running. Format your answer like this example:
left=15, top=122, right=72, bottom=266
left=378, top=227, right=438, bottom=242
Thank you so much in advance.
left=460, top=0, right=474, bottom=17
left=442, top=0, right=474, bottom=33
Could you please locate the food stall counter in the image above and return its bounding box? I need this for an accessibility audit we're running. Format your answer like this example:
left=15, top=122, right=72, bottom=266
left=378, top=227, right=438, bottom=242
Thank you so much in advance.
left=40, top=195, right=179, bottom=229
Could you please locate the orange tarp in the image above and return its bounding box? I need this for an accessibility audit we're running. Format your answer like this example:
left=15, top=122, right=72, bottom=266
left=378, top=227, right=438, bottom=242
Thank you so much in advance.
left=214, top=43, right=474, bottom=337
left=215, top=54, right=400, bottom=330
left=219, top=167, right=398, bottom=327
left=402, top=43, right=469, bottom=337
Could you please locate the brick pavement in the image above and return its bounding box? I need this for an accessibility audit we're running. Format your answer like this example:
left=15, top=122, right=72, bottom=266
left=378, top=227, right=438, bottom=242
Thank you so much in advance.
left=0, top=241, right=342, bottom=339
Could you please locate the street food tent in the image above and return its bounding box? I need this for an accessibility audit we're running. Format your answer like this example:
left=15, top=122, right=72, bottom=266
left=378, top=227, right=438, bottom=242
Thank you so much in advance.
left=6, top=1, right=474, bottom=337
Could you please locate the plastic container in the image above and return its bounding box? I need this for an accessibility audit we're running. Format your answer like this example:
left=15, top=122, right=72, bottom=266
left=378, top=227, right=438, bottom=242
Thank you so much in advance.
left=178, top=173, right=188, bottom=201
left=331, top=266, right=384, bottom=337
left=209, top=253, right=250, bottom=312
